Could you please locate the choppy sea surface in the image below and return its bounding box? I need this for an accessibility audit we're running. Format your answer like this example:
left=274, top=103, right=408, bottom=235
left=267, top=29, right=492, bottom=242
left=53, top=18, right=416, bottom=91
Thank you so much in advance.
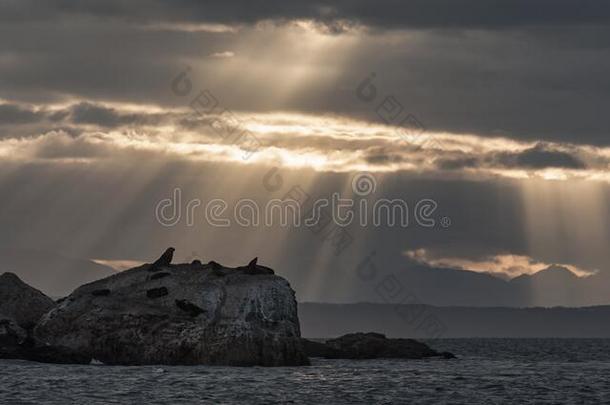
left=1, top=339, right=610, bottom=404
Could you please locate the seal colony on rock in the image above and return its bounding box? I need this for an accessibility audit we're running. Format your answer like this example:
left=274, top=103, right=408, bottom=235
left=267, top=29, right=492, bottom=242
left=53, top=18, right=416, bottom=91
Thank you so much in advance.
left=32, top=249, right=310, bottom=366
left=0, top=248, right=455, bottom=365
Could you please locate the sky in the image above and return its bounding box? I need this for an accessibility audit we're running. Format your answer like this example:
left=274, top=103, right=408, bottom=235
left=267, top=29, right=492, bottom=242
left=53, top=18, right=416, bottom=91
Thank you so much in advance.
left=1, top=0, right=610, bottom=303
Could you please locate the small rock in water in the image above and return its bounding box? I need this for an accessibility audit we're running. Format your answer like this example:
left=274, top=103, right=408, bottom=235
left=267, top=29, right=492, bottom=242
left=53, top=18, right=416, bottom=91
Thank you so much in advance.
left=302, top=332, right=454, bottom=360
left=440, top=351, right=457, bottom=359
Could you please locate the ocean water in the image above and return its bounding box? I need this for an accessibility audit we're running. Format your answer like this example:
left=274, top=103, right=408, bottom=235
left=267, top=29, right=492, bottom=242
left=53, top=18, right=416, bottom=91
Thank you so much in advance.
left=1, top=339, right=610, bottom=404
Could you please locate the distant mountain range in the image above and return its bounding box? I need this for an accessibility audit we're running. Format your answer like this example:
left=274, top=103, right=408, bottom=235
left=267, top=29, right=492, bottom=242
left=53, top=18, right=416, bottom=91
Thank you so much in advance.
left=0, top=247, right=607, bottom=307
left=372, top=262, right=610, bottom=307
left=299, top=303, right=610, bottom=338
left=0, top=248, right=115, bottom=297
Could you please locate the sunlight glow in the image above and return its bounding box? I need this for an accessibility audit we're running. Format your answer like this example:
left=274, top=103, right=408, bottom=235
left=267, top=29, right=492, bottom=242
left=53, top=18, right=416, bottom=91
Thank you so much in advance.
left=406, top=249, right=596, bottom=279
left=3, top=99, right=610, bottom=184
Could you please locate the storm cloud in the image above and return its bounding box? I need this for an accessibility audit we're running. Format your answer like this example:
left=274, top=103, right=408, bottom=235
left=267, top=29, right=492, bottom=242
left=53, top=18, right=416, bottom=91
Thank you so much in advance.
left=0, top=1, right=609, bottom=146
left=3, top=0, right=610, bottom=29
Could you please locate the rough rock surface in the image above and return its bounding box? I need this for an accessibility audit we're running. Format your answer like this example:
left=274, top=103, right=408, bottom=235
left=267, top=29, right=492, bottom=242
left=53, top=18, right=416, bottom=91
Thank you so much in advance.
left=0, top=272, right=55, bottom=329
left=0, top=323, right=90, bottom=364
left=35, top=261, right=309, bottom=366
left=0, top=318, right=28, bottom=352
left=300, top=338, right=343, bottom=358
left=303, top=332, right=455, bottom=360
left=0, top=272, right=88, bottom=363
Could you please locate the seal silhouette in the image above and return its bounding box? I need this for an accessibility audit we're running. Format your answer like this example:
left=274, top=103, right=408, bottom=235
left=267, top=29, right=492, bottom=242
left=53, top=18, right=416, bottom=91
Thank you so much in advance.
left=150, top=247, right=175, bottom=271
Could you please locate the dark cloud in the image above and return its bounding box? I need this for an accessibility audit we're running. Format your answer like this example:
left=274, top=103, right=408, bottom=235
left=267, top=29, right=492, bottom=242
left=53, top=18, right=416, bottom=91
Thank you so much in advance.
left=70, top=102, right=128, bottom=127
left=435, top=157, right=479, bottom=171
left=0, top=103, right=44, bottom=124
left=510, top=143, right=586, bottom=169
left=364, top=152, right=404, bottom=165
left=2, top=0, right=610, bottom=29
left=434, top=143, right=587, bottom=171
left=0, top=11, right=609, bottom=146
left=0, top=101, right=174, bottom=132
left=68, top=102, right=172, bottom=127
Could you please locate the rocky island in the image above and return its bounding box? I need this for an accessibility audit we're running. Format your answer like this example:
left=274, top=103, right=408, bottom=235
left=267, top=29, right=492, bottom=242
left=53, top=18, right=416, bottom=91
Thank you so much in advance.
left=302, top=332, right=455, bottom=360
left=1, top=249, right=453, bottom=366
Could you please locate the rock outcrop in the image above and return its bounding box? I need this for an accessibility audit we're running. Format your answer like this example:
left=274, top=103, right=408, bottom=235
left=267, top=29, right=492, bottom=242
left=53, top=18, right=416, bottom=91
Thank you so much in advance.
left=0, top=271, right=55, bottom=350
left=0, top=318, right=28, bottom=356
left=301, top=337, right=343, bottom=358
left=35, top=260, right=309, bottom=366
left=0, top=272, right=88, bottom=363
left=0, top=272, right=55, bottom=329
left=302, top=332, right=455, bottom=360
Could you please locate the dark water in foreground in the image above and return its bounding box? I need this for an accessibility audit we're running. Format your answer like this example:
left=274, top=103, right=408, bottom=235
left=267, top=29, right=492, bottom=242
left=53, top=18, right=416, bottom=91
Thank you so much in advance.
left=1, top=339, right=610, bottom=404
